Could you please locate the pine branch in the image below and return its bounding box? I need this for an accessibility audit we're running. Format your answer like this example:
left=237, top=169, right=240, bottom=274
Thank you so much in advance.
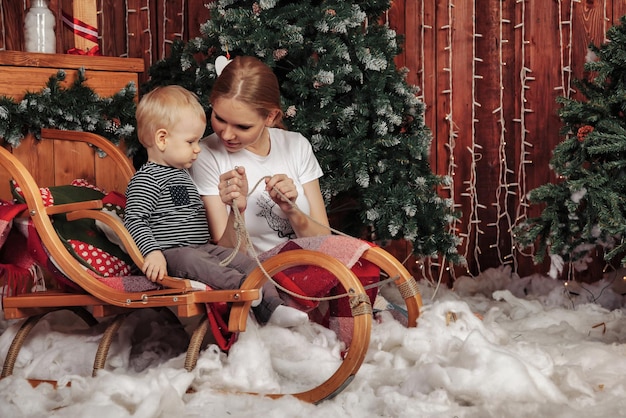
left=0, top=68, right=138, bottom=154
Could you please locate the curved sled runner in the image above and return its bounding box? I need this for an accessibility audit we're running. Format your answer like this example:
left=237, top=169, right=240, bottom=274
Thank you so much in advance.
left=0, top=129, right=421, bottom=403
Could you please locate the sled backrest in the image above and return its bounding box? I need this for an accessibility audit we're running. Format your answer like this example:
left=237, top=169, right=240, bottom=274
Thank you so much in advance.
left=0, top=129, right=134, bottom=201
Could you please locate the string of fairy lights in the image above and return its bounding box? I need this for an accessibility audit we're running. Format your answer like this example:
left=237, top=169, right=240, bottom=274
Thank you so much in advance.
left=125, top=0, right=187, bottom=63
left=511, top=0, right=533, bottom=269
left=417, top=1, right=429, bottom=103
left=490, top=0, right=515, bottom=270
left=161, top=0, right=185, bottom=60
left=417, top=2, right=439, bottom=284
left=122, top=0, right=152, bottom=63
left=465, top=0, right=484, bottom=273
left=556, top=0, right=574, bottom=101
left=431, top=0, right=460, bottom=287
left=123, top=0, right=186, bottom=62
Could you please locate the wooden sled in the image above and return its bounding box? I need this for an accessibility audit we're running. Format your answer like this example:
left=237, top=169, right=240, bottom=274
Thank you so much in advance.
left=0, top=128, right=421, bottom=403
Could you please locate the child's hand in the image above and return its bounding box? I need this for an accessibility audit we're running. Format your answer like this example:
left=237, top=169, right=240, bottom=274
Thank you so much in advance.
left=220, top=166, right=248, bottom=212
left=142, top=250, right=168, bottom=282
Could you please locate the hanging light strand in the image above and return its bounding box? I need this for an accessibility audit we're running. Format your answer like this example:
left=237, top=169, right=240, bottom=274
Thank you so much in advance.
left=161, top=0, right=185, bottom=59
left=489, top=0, right=517, bottom=269
left=442, top=0, right=460, bottom=282
left=413, top=0, right=437, bottom=284
left=125, top=1, right=153, bottom=63
left=465, top=0, right=485, bottom=274
left=513, top=0, right=534, bottom=253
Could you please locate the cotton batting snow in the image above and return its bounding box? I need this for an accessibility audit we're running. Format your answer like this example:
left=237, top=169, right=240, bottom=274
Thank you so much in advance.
left=1, top=265, right=625, bottom=417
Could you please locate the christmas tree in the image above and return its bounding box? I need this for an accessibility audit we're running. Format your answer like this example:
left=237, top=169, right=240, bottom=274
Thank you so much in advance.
left=516, top=15, right=626, bottom=274
left=144, top=0, right=462, bottom=263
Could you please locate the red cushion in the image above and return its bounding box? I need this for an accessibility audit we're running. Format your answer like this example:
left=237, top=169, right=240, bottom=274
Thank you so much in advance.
left=68, top=239, right=132, bottom=277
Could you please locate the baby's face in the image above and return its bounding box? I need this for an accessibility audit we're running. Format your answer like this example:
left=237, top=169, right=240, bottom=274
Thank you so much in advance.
left=156, top=112, right=206, bottom=169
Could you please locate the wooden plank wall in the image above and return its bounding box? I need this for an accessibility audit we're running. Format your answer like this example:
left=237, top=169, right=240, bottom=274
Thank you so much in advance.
left=387, top=0, right=626, bottom=283
left=3, top=1, right=626, bottom=282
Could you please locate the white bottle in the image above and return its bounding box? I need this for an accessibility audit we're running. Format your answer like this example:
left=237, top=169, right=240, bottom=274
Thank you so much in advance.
left=24, top=0, right=56, bottom=53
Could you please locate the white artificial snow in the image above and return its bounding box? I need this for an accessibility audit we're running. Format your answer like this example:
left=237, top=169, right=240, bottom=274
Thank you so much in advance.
left=0, top=266, right=625, bottom=417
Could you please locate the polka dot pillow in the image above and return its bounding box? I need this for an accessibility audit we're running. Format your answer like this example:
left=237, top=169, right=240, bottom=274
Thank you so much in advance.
left=68, top=240, right=132, bottom=277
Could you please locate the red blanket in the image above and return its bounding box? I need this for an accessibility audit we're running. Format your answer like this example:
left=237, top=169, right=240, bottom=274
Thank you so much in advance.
left=261, top=235, right=380, bottom=345
left=260, top=235, right=379, bottom=308
left=0, top=200, right=37, bottom=296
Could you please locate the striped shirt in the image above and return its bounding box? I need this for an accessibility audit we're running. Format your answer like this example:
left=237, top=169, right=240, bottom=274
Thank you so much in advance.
left=124, top=162, right=210, bottom=256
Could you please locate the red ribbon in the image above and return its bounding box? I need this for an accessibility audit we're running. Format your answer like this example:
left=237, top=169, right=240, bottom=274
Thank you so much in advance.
left=62, top=11, right=99, bottom=44
left=66, top=46, right=101, bottom=56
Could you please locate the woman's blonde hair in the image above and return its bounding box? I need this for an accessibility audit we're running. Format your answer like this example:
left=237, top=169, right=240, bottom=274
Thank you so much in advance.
left=210, top=56, right=285, bottom=128
left=136, top=85, right=206, bottom=147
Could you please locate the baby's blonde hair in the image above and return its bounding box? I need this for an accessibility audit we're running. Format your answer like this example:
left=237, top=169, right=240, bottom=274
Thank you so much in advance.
left=136, top=85, right=206, bottom=148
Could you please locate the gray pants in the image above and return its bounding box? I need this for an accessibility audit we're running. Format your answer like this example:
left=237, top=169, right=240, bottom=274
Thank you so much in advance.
left=163, top=243, right=282, bottom=323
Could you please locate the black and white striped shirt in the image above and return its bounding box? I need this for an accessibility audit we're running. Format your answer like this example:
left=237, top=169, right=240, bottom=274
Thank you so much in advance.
left=124, top=162, right=210, bottom=256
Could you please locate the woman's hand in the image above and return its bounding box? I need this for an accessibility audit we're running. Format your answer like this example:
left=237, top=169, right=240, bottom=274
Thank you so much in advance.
left=265, top=174, right=298, bottom=212
left=219, top=166, right=248, bottom=212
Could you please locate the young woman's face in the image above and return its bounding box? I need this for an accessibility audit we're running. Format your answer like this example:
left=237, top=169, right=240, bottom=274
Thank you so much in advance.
left=210, top=97, right=271, bottom=155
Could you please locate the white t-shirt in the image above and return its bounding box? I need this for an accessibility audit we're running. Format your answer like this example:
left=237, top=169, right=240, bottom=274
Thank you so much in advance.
left=191, top=128, right=323, bottom=254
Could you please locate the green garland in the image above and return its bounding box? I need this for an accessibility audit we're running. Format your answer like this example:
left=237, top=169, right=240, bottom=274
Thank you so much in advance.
left=0, top=67, right=139, bottom=155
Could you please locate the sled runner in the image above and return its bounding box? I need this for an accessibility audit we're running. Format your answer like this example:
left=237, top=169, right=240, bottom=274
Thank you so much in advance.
left=0, top=128, right=421, bottom=403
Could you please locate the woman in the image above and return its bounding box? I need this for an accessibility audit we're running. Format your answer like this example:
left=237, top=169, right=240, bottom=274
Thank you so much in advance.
left=190, top=56, right=379, bottom=340
left=190, top=55, right=330, bottom=253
